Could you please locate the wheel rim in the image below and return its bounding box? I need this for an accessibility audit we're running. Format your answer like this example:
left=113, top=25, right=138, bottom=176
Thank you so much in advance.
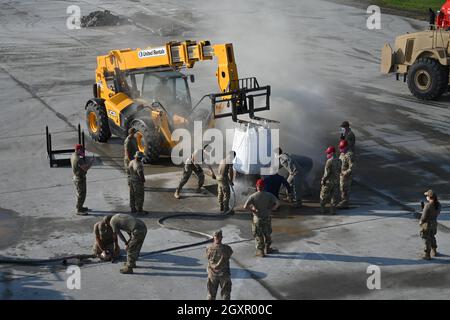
left=136, top=131, right=145, bottom=152
left=88, top=112, right=98, bottom=133
left=415, top=70, right=432, bottom=91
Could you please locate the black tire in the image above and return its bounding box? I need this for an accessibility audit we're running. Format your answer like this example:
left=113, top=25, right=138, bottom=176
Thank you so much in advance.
left=86, top=100, right=111, bottom=142
left=131, top=120, right=161, bottom=164
left=407, top=58, right=449, bottom=100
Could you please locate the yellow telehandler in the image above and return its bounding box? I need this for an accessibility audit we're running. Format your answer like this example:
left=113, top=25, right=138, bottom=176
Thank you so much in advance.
left=85, top=40, right=272, bottom=162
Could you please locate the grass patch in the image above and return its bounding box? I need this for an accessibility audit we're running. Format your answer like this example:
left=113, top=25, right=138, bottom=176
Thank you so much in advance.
left=375, top=0, right=444, bottom=12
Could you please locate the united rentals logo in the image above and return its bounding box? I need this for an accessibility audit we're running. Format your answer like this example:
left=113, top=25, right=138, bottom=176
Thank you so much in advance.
left=138, top=47, right=167, bottom=58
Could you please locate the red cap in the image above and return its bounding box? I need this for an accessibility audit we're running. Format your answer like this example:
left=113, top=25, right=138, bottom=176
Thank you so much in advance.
left=326, top=146, right=335, bottom=154
left=339, top=140, right=348, bottom=150
left=75, top=144, right=83, bottom=151
left=256, top=179, right=265, bottom=188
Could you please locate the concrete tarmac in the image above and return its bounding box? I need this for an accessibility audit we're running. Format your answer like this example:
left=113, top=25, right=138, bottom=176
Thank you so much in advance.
left=0, top=0, right=449, bottom=299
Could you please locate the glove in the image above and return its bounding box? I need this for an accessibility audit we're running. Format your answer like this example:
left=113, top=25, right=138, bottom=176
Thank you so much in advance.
left=420, top=201, right=425, bottom=210
left=230, top=181, right=234, bottom=187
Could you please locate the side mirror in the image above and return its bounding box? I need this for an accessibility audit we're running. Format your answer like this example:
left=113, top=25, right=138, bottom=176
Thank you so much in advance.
left=190, top=74, right=195, bottom=83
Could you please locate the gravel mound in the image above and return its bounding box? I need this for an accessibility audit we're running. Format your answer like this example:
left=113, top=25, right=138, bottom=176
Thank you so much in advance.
left=81, top=10, right=128, bottom=27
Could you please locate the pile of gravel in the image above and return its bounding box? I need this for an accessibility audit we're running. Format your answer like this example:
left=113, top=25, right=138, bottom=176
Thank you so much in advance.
left=81, top=10, right=128, bottom=27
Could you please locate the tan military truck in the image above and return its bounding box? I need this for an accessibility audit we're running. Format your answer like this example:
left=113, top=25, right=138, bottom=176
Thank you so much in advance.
left=381, top=29, right=450, bottom=100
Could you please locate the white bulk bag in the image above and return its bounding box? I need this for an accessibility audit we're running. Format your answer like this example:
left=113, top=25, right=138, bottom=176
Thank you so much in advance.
left=232, top=124, right=273, bottom=174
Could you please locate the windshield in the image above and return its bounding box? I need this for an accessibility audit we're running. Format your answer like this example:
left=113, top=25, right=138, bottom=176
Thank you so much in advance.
left=141, top=72, right=191, bottom=116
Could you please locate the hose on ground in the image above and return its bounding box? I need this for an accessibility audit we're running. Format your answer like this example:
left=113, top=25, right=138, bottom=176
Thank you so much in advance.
left=0, top=185, right=237, bottom=266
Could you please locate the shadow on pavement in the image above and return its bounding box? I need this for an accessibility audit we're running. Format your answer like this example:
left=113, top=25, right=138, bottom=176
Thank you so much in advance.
left=138, top=253, right=266, bottom=279
left=0, top=270, right=67, bottom=300
left=265, top=251, right=450, bottom=266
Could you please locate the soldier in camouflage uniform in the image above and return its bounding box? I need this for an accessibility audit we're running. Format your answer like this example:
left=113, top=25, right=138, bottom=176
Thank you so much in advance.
left=320, top=146, right=341, bottom=215
left=107, top=213, right=147, bottom=274
left=129, top=151, right=146, bottom=214
left=216, top=151, right=236, bottom=214
left=206, top=230, right=233, bottom=300
left=419, top=190, right=441, bottom=260
left=340, top=121, right=356, bottom=153
left=93, top=215, right=120, bottom=261
left=70, top=144, right=92, bottom=215
left=124, top=128, right=138, bottom=177
left=174, top=146, right=216, bottom=199
left=244, top=179, right=280, bottom=257
left=274, top=148, right=303, bottom=208
left=337, top=139, right=355, bottom=208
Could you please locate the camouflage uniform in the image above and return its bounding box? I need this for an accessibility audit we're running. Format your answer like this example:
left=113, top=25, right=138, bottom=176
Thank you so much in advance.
left=244, top=191, right=279, bottom=254
left=110, top=214, right=147, bottom=268
left=129, top=158, right=145, bottom=212
left=176, top=149, right=205, bottom=193
left=217, top=158, right=233, bottom=212
left=123, top=135, right=138, bottom=177
left=93, top=219, right=120, bottom=259
left=70, top=152, right=88, bottom=212
left=338, top=151, right=355, bottom=207
left=279, top=153, right=303, bottom=207
left=419, top=202, right=440, bottom=258
left=342, top=129, right=356, bottom=153
left=206, top=241, right=233, bottom=300
left=320, top=154, right=341, bottom=214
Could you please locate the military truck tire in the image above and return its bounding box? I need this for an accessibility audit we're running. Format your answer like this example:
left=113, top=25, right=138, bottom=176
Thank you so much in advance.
left=86, top=100, right=111, bottom=142
left=131, top=120, right=161, bottom=164
left=407, top=58, right=449, bottom=100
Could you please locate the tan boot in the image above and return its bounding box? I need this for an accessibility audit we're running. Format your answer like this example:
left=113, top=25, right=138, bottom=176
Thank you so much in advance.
left=120, top=265, right=134, bottom=274
left=266, top=247, right=279, bottom=254
left=174, top=189, right=180, bottom=199
left=255, top=250, right=266, bottom=257
left=422, top=253, right=432, bottom=260
left=431, top=248, right=438, bottom=257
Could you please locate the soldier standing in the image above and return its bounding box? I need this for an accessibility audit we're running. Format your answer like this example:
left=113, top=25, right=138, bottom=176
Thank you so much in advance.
left=124, top=128, right=138, bottom=176
left=174, top=146, right=216, bottom=199
left=107, top=213, right=147, bottom=274
left=340, top=121, right=356, bottom=153
left=274, top=148, right=303, bottom=207
left=419, top=190, right=441, bottom=260
left=337, top=140, right=355, bottom=209
left=244, top=179, right=280, bottom=257
left=216, top=151, right=236, bottom=214
left=93, top=215, right=120, bottom=261
left=129, top=151, right=146, bottom=214
left=70, top=144, right=92, bottom=215
left=206, top=230, right=233, bottom=300
left=320, top=146, right=341, bottom=215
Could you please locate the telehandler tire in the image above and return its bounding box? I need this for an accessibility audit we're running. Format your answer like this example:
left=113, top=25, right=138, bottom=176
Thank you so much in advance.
left=86, top=100, right=111, bottom=142
left=407, top=58, right=449, bottom=100
left=131, top=120, right=161, bottom=164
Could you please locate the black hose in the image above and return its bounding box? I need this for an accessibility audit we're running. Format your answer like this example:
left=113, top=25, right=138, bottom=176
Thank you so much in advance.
left=0, top=186, right=237, bottom=266
left=0, top=254, right=95, bottom=266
